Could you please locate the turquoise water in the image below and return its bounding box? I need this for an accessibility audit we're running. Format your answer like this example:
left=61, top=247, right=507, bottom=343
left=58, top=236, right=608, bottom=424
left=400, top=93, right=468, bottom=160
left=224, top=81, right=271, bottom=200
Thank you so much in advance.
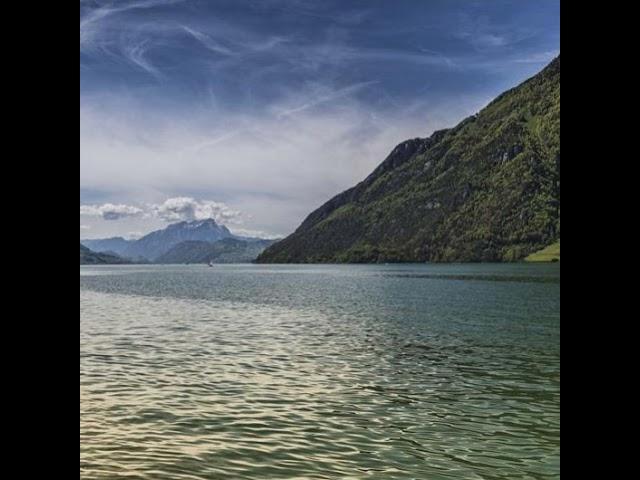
left=80, top=264, right=560, bottom=479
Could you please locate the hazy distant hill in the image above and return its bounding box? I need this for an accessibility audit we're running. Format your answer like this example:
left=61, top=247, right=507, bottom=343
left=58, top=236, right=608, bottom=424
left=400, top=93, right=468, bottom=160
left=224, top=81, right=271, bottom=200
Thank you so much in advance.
left=80, top=244, right=130, bottom=265
left=82, top=219, right=276, bottom=262
left=82, top=237, right=133, bottom=257
left=156, top=238, right=277, bottom=264
left=82, top=219, right=265, bottom=261
left=258, top=56, right=560, bottom=263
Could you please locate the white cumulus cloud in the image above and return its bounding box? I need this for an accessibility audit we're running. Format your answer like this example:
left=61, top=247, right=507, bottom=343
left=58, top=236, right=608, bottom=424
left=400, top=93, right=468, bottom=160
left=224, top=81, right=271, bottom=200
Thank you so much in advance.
left=80, top=198, right=244, bottom=226
left=153, top=197, right=243, bottom=224
left=80, top=203, right=144, bottom=220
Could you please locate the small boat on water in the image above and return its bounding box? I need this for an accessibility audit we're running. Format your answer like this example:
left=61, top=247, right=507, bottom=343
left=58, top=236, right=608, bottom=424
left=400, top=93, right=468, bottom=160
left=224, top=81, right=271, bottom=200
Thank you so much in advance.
left=208, top=261, right=214, bottom=267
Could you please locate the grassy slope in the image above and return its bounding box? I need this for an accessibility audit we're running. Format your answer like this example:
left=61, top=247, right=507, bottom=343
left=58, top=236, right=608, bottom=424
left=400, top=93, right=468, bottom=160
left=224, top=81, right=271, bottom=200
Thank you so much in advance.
left=524, top=241, right=560, bottom=262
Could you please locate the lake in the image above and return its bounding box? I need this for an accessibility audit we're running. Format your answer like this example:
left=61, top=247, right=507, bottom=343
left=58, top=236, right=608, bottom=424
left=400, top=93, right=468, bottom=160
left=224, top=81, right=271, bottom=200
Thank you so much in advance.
left=80, top=264, right=560, bottom=479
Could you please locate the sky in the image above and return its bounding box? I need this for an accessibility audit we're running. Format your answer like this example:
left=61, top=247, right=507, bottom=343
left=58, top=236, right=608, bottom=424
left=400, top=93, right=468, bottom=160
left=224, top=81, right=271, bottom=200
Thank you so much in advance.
left=80, top=0, right=560, bottom=240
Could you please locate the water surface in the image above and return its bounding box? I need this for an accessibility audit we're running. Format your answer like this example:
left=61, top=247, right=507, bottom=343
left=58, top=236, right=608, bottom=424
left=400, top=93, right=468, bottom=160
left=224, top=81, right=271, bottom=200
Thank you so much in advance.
left=80, top=264, right=560, bottom=479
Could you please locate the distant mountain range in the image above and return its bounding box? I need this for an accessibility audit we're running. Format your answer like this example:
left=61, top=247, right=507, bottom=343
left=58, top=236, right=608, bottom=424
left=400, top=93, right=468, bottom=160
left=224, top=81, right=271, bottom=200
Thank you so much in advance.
left=156, top=238, right=277, bottom=264
left=82, top=219, right=276, bottom=264
left=80, top=244, right=130, bottom=265
left=80, top=237, right=132, bottom=257
left=258, top=56, right=560, bottom=263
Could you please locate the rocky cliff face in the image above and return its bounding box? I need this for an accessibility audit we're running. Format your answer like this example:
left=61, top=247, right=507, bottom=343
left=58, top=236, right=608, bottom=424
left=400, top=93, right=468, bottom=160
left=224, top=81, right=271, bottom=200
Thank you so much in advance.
left=258, top=56, right=560, bottom=263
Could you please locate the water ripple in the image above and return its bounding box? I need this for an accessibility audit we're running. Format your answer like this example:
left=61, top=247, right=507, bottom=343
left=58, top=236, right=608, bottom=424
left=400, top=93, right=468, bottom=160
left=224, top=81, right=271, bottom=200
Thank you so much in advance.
left=81, top=265, right=559, bottom=479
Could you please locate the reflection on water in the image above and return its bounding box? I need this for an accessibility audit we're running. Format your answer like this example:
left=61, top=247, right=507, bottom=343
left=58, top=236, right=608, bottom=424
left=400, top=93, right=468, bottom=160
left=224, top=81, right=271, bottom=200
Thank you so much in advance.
left=81, top=264, right=560, bottom=479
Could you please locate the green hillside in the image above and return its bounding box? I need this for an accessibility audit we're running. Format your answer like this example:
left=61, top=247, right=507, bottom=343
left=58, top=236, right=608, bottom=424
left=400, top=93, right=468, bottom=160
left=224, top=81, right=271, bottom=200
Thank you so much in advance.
left=258, top=56, right=560, bottom=263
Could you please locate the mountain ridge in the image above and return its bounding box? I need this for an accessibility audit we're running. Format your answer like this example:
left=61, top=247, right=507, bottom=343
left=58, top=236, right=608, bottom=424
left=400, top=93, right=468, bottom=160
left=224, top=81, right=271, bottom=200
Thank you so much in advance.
left=82, top=219, right=274, bottom=262
left=80, top=244, right=131, bottom=265
left=258, top=56, right=560, bottom=263
left=155, top=238, right=277, bottom=264
left=81, top=237, right=132, bottom=257
left=123, top=218, right=233, bottom=260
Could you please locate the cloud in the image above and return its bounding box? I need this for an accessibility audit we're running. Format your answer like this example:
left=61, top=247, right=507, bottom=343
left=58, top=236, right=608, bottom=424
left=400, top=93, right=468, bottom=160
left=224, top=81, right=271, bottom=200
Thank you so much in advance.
left=80, top=198, right=244, bottom=226
left=122, top=39, right=164, bottom=80
left=81, top=0, right=459, bottom=86
left=153, top=197, right=243, bottom=224
left=80, top=1, right=559, bottom=239
left=453, top=13, right=535, bottom=53
left=80, top=203, right=144, bottom=220
left=80, top=0, right=186, bottom=50
left=231, top=227, right=282, bottom=239
left=181, top=26, right=235, bottom=56
left=275, top=80, right=379, bottom=118
left=514, top=50, right=560, bottom=64
left=80, top=85, right=486, bottom=235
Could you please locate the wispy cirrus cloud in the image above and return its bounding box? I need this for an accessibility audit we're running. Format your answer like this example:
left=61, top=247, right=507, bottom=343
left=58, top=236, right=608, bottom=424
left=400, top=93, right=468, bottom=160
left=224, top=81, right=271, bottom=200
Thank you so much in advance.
left=80, top=0, right=560, bottom=239
left=180, top=26, right=236, bottom=57
left=80, top=84, right=482, bottom=238
left=121, top=39, right=165, bottom=80
left=514, top=50, right=560, bottom=64
left=452, top=11, right=542, bottom=54
left=275, top=80, right=379, bottom=118
left=80, top=0, right=185, bottom=50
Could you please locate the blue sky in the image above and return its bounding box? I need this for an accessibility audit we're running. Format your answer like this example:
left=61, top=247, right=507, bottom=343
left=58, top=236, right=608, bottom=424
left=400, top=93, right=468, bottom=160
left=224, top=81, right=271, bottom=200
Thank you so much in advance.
left=80, top=0, right=560, bottom=239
